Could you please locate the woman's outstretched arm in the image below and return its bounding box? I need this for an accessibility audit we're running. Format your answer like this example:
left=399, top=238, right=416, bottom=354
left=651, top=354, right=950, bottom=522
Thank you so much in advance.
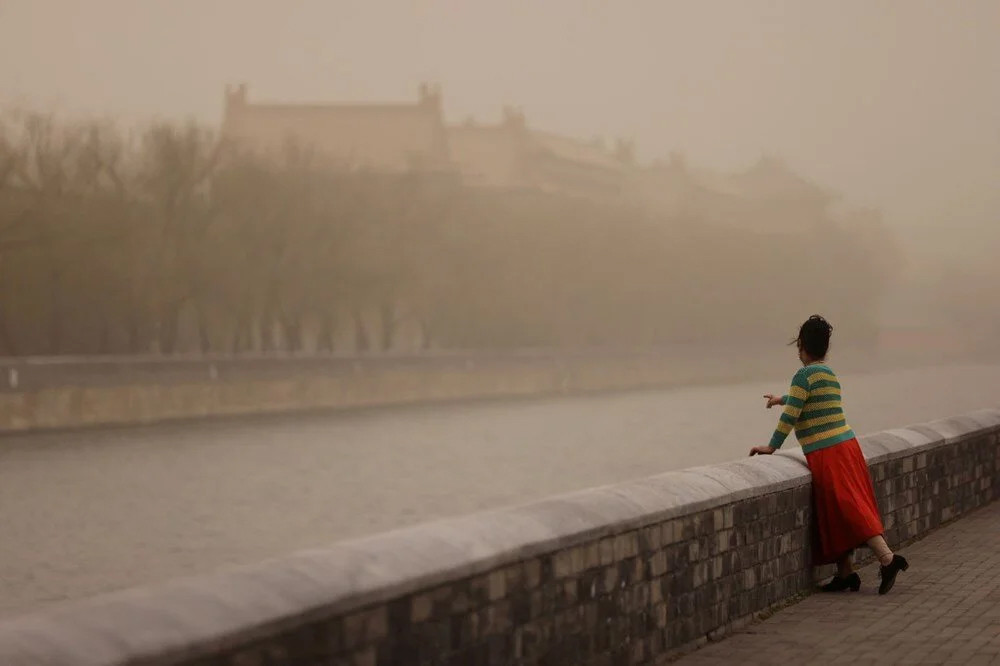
left=769, top=371, right=809, bottom=448
left=751, top=371, right=809, bottom=456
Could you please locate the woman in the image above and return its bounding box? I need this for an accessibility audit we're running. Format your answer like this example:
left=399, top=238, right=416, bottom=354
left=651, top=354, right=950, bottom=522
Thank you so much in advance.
left=749, top=315, right=908, bottom=594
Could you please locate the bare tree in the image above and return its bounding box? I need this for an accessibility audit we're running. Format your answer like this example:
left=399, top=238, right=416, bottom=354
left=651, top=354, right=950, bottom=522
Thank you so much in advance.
left=136, top=121, right=223, bottom=353
left=0, top=108, right=904, bottom=358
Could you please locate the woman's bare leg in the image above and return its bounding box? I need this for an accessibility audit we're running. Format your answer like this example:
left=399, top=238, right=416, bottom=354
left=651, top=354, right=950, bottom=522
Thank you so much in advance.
left=867, top=535, right=894, bottom=566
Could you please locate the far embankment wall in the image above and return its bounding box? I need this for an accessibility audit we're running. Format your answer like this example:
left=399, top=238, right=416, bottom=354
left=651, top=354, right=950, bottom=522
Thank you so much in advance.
left=0, top=344, right=962, bottom=433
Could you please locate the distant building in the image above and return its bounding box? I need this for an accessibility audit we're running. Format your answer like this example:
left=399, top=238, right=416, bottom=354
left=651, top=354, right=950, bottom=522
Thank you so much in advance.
left=633, top=153, right=836, bottom=231
left=220, top=84, right=837, bottom=217
left=447, top=107, right=633, bottom=201
left=220, top=84, right=632, bottom=201
left=220, top=83, right=452, bottom=172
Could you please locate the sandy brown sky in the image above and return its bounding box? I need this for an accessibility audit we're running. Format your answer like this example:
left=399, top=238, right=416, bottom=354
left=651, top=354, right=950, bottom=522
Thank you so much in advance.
left=1, top=1, right=997, bottom=258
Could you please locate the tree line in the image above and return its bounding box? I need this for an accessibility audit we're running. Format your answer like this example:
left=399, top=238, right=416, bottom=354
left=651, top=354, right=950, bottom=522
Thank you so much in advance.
left=0, top=110, right=899, bottom=356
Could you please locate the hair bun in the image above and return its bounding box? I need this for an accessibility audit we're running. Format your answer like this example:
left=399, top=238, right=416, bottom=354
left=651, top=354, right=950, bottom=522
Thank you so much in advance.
left=808, top=314, right=832, bottom=335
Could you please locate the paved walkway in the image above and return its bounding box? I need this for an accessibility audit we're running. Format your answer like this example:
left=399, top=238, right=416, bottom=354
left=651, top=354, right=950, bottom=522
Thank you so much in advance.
left=678, top=500, right=1000, bottom=665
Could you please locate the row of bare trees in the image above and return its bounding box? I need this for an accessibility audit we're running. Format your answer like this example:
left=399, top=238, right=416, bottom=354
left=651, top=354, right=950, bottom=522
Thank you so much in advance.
left=0, top=111, right=897, bottom=356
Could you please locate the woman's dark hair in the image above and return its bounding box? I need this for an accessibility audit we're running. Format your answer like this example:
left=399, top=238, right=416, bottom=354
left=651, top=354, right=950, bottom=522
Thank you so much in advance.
left=792, top=314, right=833, bottom=359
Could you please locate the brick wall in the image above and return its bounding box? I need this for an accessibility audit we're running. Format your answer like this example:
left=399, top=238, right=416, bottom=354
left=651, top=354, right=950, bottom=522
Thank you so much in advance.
left=0, top=409, right=997, bottom=665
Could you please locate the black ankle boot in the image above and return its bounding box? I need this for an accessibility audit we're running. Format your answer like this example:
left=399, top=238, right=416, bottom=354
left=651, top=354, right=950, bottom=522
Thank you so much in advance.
left=821, top=572, right=861, bottom=592
left=878, top=555, right=909, bottom=595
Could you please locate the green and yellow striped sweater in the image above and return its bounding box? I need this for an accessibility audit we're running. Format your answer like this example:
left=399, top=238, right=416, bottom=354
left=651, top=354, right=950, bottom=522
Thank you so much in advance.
left=769, top=363, right=856, bottom=454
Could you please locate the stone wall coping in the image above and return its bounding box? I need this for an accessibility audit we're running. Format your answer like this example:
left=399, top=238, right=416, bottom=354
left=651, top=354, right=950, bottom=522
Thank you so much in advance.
left=1, top=408, right=997, bottom=666
left=859, top=429, right=941, bottom=463
left=859, top=410, right=1000, bottom=465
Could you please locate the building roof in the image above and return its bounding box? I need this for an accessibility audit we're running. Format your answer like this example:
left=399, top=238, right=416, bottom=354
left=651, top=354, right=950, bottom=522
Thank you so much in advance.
left=695, top=156, right=834, bottom=203
left=445, top=107, right=629, bottom=196
left=529, top=131, right=624, bottom=170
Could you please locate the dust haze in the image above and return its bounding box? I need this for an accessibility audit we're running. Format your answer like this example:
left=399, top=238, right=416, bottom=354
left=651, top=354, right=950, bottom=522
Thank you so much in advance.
left=0, top=0, right=998, bottom=357
left=4, top=0, right=1000, bottom=621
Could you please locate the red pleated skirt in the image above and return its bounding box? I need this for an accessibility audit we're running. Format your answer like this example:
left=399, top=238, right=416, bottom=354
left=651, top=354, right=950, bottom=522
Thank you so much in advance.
left=806, top=437, right=885, bottom=565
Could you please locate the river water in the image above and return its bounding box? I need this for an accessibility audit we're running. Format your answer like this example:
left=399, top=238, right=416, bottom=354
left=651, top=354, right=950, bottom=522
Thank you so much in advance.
left=0, top=362, right=996, bottom=617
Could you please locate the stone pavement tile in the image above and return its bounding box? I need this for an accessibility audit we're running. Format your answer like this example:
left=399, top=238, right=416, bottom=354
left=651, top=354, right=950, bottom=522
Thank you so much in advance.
left=676, top=501, right=1000, bottom=665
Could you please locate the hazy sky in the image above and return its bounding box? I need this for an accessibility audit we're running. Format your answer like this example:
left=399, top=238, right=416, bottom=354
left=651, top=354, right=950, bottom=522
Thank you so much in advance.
left=1, top=1, right=997, bottom=248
